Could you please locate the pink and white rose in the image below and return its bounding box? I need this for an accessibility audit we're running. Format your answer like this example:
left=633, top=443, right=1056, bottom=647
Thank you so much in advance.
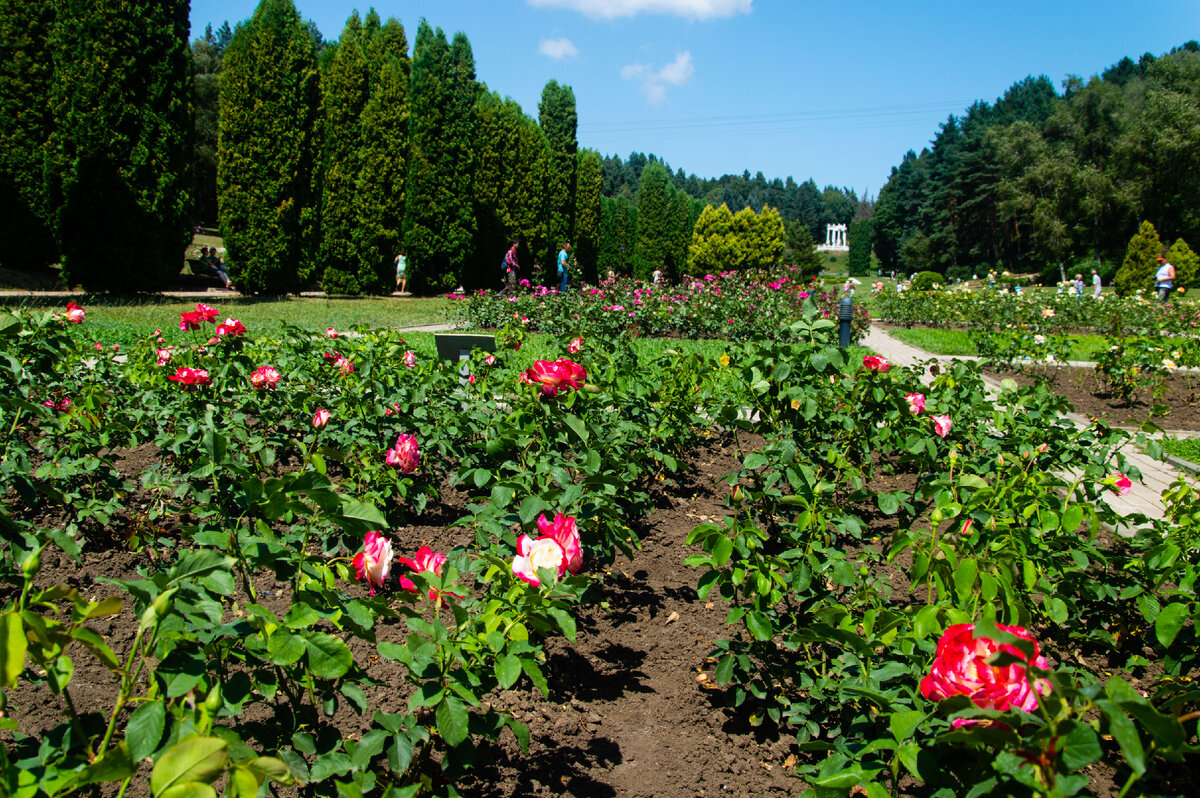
left=511, top=534, right=568, bottom=586
left=352, top=531, right=393, bottom=596
left=386, top=433, right=420, bottom=473
left=905, top=393, right=926, bottom=415
left=932, top=414, right=953, bottom=438
left=863, top=355, right=891, bottom=373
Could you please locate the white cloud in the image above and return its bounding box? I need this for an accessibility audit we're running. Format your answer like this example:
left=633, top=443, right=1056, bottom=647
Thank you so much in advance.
left=622, top=51, right=694, bottom=106
left=528, top=0, right=751, bottom=21
left=538, top=37, right=579, bottom=59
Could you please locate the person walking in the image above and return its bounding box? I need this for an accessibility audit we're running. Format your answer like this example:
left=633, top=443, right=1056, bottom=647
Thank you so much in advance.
left=502, top=239, right=520, bottom=295
left=395, top=249, right=407, bottom=294
left=1155, top=256, right=1175, bottom=302
left=1092, top=269, right=1102, bottom=299
left=1073, top=273, right=1084, bottom=298
left=556, top=242, right=570, bottom=293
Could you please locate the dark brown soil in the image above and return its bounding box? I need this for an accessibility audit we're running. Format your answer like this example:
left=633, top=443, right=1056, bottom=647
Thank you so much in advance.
left=8, top=430, right=807, bottom=798
left=987, top=366, right=1200, bottom=431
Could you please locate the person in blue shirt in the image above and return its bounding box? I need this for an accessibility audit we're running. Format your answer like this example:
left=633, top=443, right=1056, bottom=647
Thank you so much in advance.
left=557, top=242, right=570, bottom=292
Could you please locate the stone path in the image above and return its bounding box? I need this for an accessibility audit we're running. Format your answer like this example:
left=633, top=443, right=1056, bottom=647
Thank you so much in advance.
left=863, top=327, right=1182, bottom=522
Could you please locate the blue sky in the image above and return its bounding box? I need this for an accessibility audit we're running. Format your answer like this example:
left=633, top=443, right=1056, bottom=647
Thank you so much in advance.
left=189, top=0, right=1199, bottom=198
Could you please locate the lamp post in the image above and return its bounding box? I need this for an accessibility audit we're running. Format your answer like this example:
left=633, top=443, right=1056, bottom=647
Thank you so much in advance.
left=838, top=295, right=853, bottom=349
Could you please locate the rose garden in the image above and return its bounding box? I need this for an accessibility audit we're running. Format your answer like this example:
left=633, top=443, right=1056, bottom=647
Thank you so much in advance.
left=1, top=271, right=1199, bottom=798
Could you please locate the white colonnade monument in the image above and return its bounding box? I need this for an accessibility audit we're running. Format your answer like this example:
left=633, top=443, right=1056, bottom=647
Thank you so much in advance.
left=817, top=223, right=849, bottom=252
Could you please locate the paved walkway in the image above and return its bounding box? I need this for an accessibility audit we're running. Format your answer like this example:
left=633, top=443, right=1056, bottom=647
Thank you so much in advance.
left=863, top=327, right=1182, bottom=522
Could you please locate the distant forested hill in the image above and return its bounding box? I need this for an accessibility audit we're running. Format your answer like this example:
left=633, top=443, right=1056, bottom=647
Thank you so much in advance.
left=874, top=41, right=1200, bottom=283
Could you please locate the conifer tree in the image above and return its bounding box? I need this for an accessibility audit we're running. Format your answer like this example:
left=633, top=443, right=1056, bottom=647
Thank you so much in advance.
left=356, top=16, right=410, bottom=292
left=688, top=204, right=737, bottom=274
left=667, top=189, right=694, bottom=277
left=599, top=195, right=636, bottom=277
left=317, top=13, right=370, bottom=294
left=538, top=80, right=577, bottom=270
left=573, top=149, right=602, bottom=282
left=403, top=22, right=476, bottom=292
left=218, top=0, right=320, bottom=294
left=1114, top=220, right=1165, bottom=296
left=633, top=162, right=673, bottom=279
left=750, top=204, right=786, bottom=269
left=48, top=0, right=192, bottom=291
left=0, top=0, right=57, bottom=270
left=847, top=217, right=874, bottom=277
left=1166, top=238, right=1199, bottom=290
left=785, top=221, right=822, bottom=277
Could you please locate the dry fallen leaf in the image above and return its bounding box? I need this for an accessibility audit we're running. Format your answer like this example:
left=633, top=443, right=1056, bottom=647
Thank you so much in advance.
left=705, top=602, right=714, bottom=610
left=695, top=673, right=708, bottom=683
left=783, top=754, right=798, bottom=769
left=665, top=611, right=680, bottom=624
left=761, top=762, right=773, bottom=772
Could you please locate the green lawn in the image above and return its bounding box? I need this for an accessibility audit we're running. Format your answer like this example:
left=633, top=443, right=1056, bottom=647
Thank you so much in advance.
left=883, top=327, right=1127, bottom=362
left=3, top=296, right=453, bottom=348
left=1162, top=437, right=1200, bottom=467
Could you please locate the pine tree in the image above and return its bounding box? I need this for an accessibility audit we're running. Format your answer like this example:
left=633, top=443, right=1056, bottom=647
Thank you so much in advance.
left=666, top=189, right=693, bottom=278
left=48, top=0, right=192, bottom=291
left=633, top=162, right=673, bottom=279
left=355, top=16, right=410, bottom=293
left=403, top=22, right=476, bottom=292
left=573, top=149, right=602, bottom=282
left=1114, top=220, right=1165, bottom=296
left=750, top=204, right=786, bottom=269
left=785, top=221, right=822, bottom=277
left=1166, top=238, right=1199, bottom=289
left=688, top=204, right=737, bottom=275
left=847, top=217, right=874, bottom=277
left=538, top=80, right=577, bottom=270
left=0, top=0, right=58, bottom=270
left=218, top=0, right=321, bottom=294
left=190, top=36, right=222, bottom=226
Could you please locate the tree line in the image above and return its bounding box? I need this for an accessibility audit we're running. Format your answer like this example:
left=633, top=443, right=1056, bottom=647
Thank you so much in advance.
left=0, top=0, right=856, bottom=294
left=873, top=42, right=1200, bottom=284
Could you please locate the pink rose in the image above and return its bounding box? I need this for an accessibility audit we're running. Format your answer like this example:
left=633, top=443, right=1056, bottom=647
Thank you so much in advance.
left=179, top=311, right=202, bottom=331
left=156, top=348, right=172, bottom=366
left=536, top=513, right=583, bottom=574
left=194, top=303, right=219, bottom=323
left=168, top=367, right=211, bottom=387
left=523, top=358, right=587, bottom=397
left=905, top=393, right=926, bottom=415
left=863, top=355, right=891, bottom=373
left=932, top=414, right=953, bottom=438
left=568, top=337, right=583, bottom=354
left=511, top=534, right=568, bottom=586
left=249, top=366, right=281, bottom=389
left=326, top=327, right=339, bottom=339
left=920, top=623, right=1051, bottom=723
left=1109, top=473, right=1132, bottom=496
left=403, top=350, right=416, bottom=369
left=485, top=354, right=496, bottom=365
left=386, top=433, right=419, bottom=473
left=312, top=408, right=331, bottom=428
left=216, top=318, right=246, bottom=338
left=65, top=301, right=85, bottom=324
left=396, top=546, right=462, bottom=601
left=352, top=531, right=393, bottom=595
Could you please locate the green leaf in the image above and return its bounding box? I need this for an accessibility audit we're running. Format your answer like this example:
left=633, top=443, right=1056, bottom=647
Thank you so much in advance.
left=952, top=558, right=977, bottom=603
left=305, top=633, right=353, bottom=680
left=1059, top=721, right=1102, bottom=770
left=81, top=742, right=136, bottom=784
left=1155, top=602, right=1190, bottom=648
left=564, top=415, right=588, bottom=445
left=715, top=653, right=735, bottom=684
left=309, top=752, right=353, bottom=782
left=518, top=495, right=545, bottom=526
left=126, top=699, right=167, bottom=761
left=1099, top=700, right=1145, bottom=775
left=150, top=735, right=228, bottom=796
left=888, top=710, right=925, bottom=742
left=267, top=630, right=306, bottom=666
left=388, top=732, right=413, bottom=774
left=1, top=611, right=26, bottom=687
left=745, top=611, right=773, bottom=641
left=436, top=696, right=470, bottom=747
left=1061, top=504, right=1084, bottom=533
left=548, top=608, right=576, bottom=641
left=495, top=654, right=521, bottom=689
left=337, top=498, right=387, bottom=531
left=1045, top=597, right=1069, bottom=625
left=159, top=783, right=217, bottom=798
left=743, top=452, right=768, bottom=470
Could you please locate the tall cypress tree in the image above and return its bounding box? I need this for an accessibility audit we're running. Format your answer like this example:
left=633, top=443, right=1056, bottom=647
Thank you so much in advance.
left=218, top=0, right=320, bottom=294
left=48, top=0, right=192, bottom=291
left=538, top=80, right=577, bottom=271
left=633, top=162, right=673, bottom=279
left=0, top=0, right=57, bottom=271
left=403, top=22, right=476, bottom=292
left=317, top=13, right=370, bottom=294
left=356, top=16, right=410, bottom=293
left=573, top=149, right=602, bottom=282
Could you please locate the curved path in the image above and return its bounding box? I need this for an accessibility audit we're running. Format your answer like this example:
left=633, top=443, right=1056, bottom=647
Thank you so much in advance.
left=863, top=326, right=1180, bottom=522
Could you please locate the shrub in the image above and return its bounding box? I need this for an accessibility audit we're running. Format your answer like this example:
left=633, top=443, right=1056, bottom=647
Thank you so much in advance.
left=910, top=271, right=944, bottom=291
